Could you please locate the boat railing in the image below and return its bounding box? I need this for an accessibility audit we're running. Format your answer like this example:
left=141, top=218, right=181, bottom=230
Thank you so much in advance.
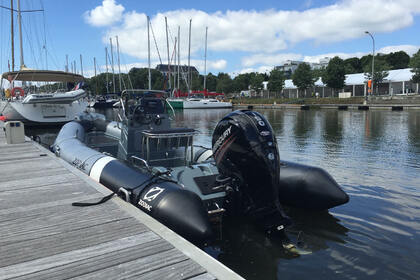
left=141, top=129, right=197, bottom=167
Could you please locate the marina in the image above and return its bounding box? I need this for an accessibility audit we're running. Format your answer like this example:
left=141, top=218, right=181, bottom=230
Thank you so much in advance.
left=0, top=121, right=243, bottom=280
left=0, top=0, right=420, bottom=279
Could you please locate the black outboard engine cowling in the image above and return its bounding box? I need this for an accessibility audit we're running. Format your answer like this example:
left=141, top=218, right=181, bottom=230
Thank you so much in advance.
left=212, top=110, right=290, bottom=232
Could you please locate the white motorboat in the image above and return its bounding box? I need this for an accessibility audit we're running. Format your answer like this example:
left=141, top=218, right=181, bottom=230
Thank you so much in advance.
left=1, top=70, right=88, bottom=125
left=167, top=97, right=232, bottom=109
left=183, top=98, right=232, bottom=109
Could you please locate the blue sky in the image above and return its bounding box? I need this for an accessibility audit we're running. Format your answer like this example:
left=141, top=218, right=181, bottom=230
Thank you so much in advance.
left=1, top=0, right=420, bottom=77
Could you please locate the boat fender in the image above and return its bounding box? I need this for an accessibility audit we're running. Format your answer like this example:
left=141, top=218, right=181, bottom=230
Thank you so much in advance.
left=11, top=87, right=25, bottom=97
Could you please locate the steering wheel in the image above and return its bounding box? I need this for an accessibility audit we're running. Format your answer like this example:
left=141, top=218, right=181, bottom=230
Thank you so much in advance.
left=131, top=104, right=149, bottom=124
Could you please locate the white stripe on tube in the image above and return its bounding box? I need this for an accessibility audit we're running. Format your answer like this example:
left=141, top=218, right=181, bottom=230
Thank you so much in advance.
left=197, top=150, right=213, bottom=163
left=89, top=156, right=116, bottom=182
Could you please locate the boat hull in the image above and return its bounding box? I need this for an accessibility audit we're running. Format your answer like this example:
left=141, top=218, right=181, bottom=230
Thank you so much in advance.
left=0, top=99, right=88, bottom=125
left=167, top=98, right=232, bottom=109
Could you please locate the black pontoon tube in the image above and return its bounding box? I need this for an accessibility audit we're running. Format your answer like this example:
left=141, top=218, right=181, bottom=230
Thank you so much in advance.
left=52, top=121, right=213, bottom=243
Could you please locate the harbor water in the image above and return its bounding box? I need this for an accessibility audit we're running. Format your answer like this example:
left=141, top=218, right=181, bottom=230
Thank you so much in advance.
left=27, top=108, right=420, bottom=280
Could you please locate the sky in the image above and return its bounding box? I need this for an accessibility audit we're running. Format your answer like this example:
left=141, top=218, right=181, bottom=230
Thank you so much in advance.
left=1, top=0, right=420, bottom=78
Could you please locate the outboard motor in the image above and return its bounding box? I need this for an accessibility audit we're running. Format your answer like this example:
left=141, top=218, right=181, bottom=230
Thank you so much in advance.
left=212, top=110, right=290, bottom=233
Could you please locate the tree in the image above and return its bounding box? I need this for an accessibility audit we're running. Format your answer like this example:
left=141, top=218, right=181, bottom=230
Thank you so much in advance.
left=410, top=49, right=420, bottom=91
left=216, top=73, right=233, bottom=93
left=344, top=57, right=363, bottom=74
left=312, top=67, right=325, bottom=79
left=267, top=68, right=284, bottom=95
left=322, top=56, right=346, bottom=96
left=191, top=73, right=203, bottom=91
left=292, top=63, right=315, bottom=97
left=233, top=73, right=253, bottom=92
left=364, top=59, right=390, bottom=94
left=250, top=73, right=265, bottom=92
left=205, top=73, right=218, bottom=91
left=386, top=51, right=410, bottom=70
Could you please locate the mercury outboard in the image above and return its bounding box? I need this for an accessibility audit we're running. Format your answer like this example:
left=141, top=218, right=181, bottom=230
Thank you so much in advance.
left=212, top=110, right=291, bottom=233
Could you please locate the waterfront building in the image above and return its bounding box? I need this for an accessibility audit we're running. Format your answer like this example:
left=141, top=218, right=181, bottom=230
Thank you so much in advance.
left=281, top=68, right=418, bottom=98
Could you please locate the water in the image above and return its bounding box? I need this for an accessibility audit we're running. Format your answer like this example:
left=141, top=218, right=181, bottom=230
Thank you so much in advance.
left=27, top=108, right=420, bottom=280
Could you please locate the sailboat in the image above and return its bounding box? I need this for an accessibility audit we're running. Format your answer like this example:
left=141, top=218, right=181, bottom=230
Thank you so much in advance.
left=167, top=24, right=232, bottom=109
left=0, top=0, right=88, bottom=125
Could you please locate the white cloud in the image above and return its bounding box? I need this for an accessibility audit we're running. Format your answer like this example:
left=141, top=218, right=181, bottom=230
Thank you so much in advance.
left=378, top=45, right=420, bottom=56
left=93, top=0, right=420, bottom=61
left=84, top=0, right=125, bottom=27
left=241, top=44, right=420, bottom=68
left=242, top=53, right=303, bottom=67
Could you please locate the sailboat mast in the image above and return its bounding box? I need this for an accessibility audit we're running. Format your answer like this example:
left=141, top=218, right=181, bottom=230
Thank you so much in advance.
left=65, top=54, right=68, bottom=72
left=116, top=35, right=122, bottom=92
left=17, top=0, right=25, bottom=69
left=94, top=57, right=97, bottom=76
left=105, top=47, right=109, bottom=94
left=147, top=15, right=151, bottom=90
left=204, top=26, right=208, bottom=94
left=94, top=57, right=98, bottom=95
left=10, top=0, right=14, bottom=71
left=165, top=17, right=171, bottom=90
left=177, top=26, right=180, bottom=93
left=110, top=38, right=116, bottom=93
left=80, top=54, right=83, bottom=76
left=188, top=19, right=192, bottom=95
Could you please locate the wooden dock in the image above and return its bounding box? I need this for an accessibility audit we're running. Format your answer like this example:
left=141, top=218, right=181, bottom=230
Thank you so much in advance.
left=0, top=122, right=243, bottom=280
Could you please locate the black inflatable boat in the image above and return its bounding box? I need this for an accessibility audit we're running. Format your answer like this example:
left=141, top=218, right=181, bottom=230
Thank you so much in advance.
left=52, top=89, right=349, bottom=243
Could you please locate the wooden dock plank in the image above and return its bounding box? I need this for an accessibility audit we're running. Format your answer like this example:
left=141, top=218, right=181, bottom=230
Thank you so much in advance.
left=0, top=167, right=71, bottom=184
left=10, top=240, right=174, bottom=280
left=0, top=232, right=167, bottom=280
left=0, top=180, right=99, bottom=210
left=0, top=217, right=146, bottom=267
left=73, top=249, right=195, bottom=280
left=0, top=173, right=81, bottom=191
left=0, top=123, right=242, bottom=280
left=127, top=259, right=207, bottom=280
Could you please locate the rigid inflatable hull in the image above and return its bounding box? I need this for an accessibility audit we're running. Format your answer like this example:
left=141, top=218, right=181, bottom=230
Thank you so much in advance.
left=278, top=161, right=349, bottom=210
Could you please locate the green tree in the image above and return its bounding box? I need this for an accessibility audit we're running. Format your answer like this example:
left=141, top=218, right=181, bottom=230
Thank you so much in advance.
left=233, top=73, right=252, bottom=92
left=344, top=57, right=363, bottom=74
left=267, top=68, right=285, bottom=96
left=410, top=49, right=420, bottom=90
left=386, top=51, right=410, bottom=70
left=250, top=72, right=265, bottom=92
left=216, top=73, right=233, bottom=93
left=190, top=73, right=203, bottom=91
left=292, top=63, right=315, bottom=97
left=322, top=56, right=346, bottom=96
left=364, top=59, right=390, bottom=94
left=205, top=73, right=218, bottom=91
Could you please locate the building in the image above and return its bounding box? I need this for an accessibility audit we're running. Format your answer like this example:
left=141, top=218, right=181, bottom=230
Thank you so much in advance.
left=275, top=58, right=331, bottom=77
left=155, top=64, right=199, bottom=77
left=275, top=60, right=304, bottom=76
left=310, top=57, right=330, bottom=70
left=281, top=68, right=419, bottom=98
